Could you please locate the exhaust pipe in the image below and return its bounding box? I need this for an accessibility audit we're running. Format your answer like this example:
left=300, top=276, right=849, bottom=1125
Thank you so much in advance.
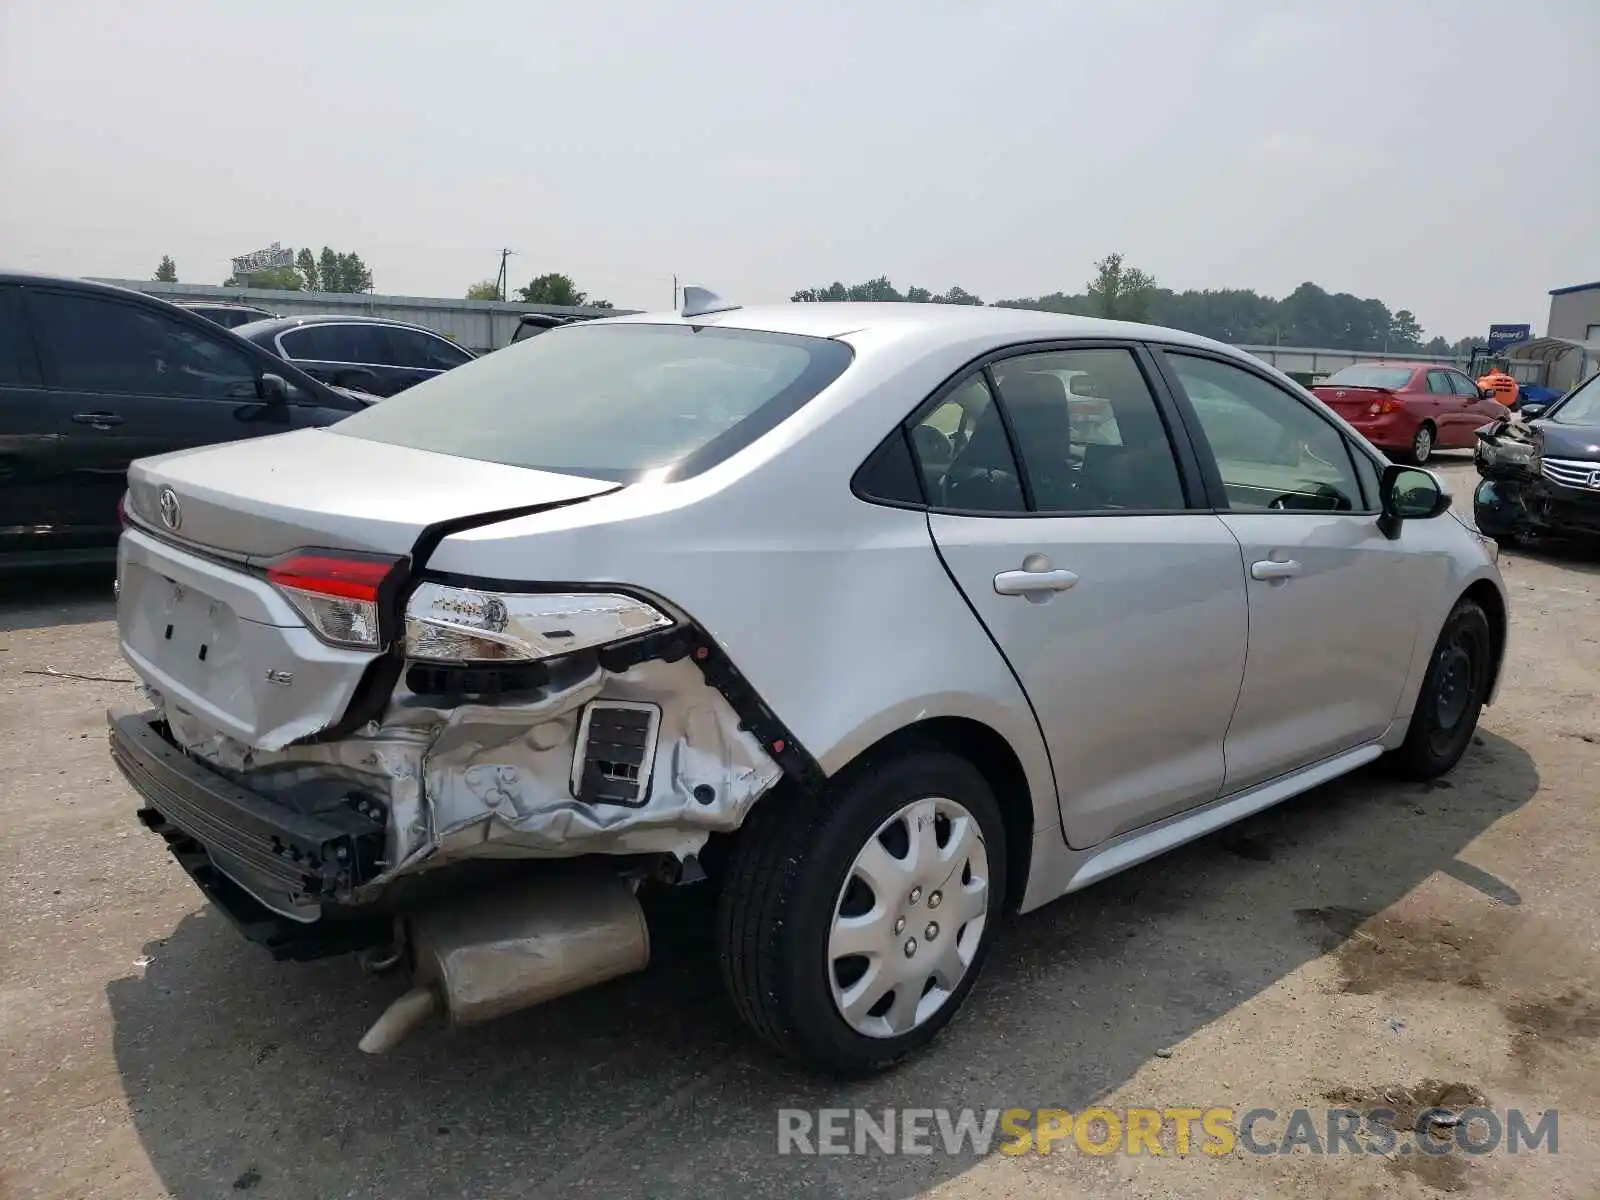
left=358, top=872, right=651, bottom=1053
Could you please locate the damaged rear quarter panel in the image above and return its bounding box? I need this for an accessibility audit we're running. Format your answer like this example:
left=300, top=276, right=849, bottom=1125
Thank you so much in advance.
left=163, top=655, right=781, bottom=895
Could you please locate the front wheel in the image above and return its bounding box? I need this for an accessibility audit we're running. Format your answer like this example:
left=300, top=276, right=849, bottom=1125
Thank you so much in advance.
left=1389, top=599, right=1494, bottom=779
left=717, top=750, right=1007, bottom=1076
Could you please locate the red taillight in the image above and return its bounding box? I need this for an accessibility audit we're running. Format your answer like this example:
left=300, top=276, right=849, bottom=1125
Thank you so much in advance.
left=266, top=553, right=398, bottom=602
left=265, top=551, right=404, bottom=649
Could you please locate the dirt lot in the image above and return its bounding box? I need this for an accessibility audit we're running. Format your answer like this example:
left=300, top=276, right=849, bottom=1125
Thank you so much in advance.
left=2, top=455, right=1597, bottom=1199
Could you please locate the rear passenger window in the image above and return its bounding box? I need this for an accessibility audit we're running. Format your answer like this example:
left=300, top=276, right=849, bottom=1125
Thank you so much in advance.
left=908, top=374, right=1025, bottom=513
left=1170, top=353, right=1362, bottom=512
left=282, top=324, right=394, bottom=363
left=990, top=348, right=1187, bottom=512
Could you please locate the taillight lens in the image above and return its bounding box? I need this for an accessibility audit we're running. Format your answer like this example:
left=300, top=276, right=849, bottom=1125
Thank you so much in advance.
left=266, top=551, right=402, bottom=649
left=1379, top=396, right=1404, bottom=414
left=405, top=582, right=674, bottom=664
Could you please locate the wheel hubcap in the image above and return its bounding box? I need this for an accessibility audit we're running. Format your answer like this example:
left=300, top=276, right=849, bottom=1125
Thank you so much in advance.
left=1434, top=640, right=1473, bottom=730
left=828, top=796, right=990, bottom=1039
left=1416, top=428, right=1432, bottom=459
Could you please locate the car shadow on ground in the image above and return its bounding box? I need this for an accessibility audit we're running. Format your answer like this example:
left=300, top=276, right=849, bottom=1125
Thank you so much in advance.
left=0, top=566, right=117, bottom=634
left=106, top=733, right=1538, bottom=1200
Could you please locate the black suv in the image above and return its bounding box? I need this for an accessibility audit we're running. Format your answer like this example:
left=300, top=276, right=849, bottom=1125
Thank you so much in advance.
left=0, top=274, right=372, bottom=569
left=234, top=314, right=475, bottom=397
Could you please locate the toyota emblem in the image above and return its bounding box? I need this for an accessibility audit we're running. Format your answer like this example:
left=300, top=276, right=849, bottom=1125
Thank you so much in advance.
left=158, top=486, right=182, bottom=531
left=1589, top=469, right=1600, bottom=489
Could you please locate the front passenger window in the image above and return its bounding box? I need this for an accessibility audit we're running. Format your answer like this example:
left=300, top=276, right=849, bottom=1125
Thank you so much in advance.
left=1170, top=353, right=1362, bottom=513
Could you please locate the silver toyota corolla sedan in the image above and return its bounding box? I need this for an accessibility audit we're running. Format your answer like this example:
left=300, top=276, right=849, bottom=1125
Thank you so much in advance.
left=109, top=291, right=1508, bottom=1075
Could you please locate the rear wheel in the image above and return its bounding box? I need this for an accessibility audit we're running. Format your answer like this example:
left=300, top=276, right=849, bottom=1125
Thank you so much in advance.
left=1408, top=422, right=1435, bottom=465
left=1390, top=598, right=1493, bottom=779
left=717, top=749, right=1006, bottom=1076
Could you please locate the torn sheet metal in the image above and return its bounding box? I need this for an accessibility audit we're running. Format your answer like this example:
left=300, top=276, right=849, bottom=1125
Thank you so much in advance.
left=158, top=656, right=782, bottom=899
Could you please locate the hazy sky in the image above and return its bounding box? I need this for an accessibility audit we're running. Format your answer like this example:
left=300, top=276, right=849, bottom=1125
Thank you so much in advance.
left=2, top=0, right=1595, bottom=341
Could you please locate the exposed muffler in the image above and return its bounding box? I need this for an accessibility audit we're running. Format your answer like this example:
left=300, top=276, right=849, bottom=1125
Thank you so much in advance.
left=357, top=872, right=651, bottom=1053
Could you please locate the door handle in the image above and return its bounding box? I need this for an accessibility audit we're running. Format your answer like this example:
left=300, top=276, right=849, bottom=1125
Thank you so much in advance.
left=994, top=566, right=1079, bottom=596
left=71, top=411, right=124, bottom=427
left=1250, top=558, right=1302, bottom=581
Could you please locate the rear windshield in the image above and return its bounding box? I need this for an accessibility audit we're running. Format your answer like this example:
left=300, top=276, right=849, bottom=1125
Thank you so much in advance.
left=1322, top=366, right=1414, bottom=389
left=330, top=322, right=853, bottom=482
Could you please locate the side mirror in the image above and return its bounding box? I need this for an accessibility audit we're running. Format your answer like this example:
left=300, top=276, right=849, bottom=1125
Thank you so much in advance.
left=1519, top=402, right=1547, bottom=420
left=1377, top=463, right=1451, bottom=539
left=258, top=372, right=289, bottom=404
left=1477, top=385, right=1495, bottom=400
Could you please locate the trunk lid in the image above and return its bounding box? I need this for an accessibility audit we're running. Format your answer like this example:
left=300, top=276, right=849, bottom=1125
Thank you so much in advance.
left=126, top=427, right=619, bottom=560
left=1313, top=384, right=1391, bottom=421
left=118, top=429, right=620, bottom=749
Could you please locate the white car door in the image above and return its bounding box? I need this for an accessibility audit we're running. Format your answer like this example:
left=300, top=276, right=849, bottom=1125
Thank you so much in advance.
left=1157, top=350, right=1429, bottom=794
left=914, top=345, right=1250, bottom=849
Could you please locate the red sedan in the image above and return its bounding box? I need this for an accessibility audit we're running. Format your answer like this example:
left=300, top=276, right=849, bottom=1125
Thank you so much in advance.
left=1312, top=362, right=1507, bottom=464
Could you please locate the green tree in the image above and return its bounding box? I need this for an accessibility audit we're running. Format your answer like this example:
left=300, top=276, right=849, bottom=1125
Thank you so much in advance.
left=516, top=272, right=608, bottom=307
left=296, top=247, right=320, bottom=291
left=466, top=280, right=502, bottom=300
left=308, top=247, right=373, bottom=293
left=224, top=265, right=303, bottom=290
left=1388, top=309, right=1424, bottom=352
left=1086, top=253, right=1157, bottom=321
left=154, top=255, right=177, bottom=282
left=932, top=285, right=984, bottom=306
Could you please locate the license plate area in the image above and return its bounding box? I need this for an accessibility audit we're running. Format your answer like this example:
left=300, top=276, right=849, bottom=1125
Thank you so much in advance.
left=127, top=569, right=243, bottom=690
left=569, top=700, right=661, bottom=807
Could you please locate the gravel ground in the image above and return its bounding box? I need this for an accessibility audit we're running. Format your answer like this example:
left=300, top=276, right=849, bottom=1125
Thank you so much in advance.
left=2, top=455, right=1597, bottom=1199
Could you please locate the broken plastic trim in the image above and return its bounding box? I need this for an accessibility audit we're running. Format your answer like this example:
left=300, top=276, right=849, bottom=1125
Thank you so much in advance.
left=416, top=570, right=830, bottom=797
left=296, top=492, right=619, bottom=745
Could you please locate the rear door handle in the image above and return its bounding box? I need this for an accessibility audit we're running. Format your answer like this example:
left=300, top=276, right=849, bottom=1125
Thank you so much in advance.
left=1250, top=559, right=1302, bottom=581
left=72, top=411, right=124, bottom=427
left=994, top=567, right=1079, bottom=596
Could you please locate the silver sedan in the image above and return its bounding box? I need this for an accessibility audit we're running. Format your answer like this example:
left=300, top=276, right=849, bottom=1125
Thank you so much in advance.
left=109, top=292, right=1507, bottom=1076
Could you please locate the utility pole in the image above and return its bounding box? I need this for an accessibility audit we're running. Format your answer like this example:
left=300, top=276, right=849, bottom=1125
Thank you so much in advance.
left=672, top=274, right=679, bottom=310
left=496, top=248, right=517, bottom=302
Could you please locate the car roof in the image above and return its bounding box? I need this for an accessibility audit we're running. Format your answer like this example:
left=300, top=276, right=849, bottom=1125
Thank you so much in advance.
left=0, top=270, right=180, bottom=301
left=1328, top=361, right=1437, bottom=372
left=180, top=301, right=273, bottom=312
left=599, top=301, right=1238, bottom=352
left=236, top=313, right=459, bottom=338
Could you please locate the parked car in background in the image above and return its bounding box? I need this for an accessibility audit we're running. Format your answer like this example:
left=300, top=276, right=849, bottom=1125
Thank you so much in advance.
left=1312, top=362, right=1506, bottom=464
left=1474, top=368, right=1600, bottom=543
left=178, top=301, right=278, bottom=329
left=0, top=273, right=374, bottom=569
left=109, top=299, right=1506, bottom=1075
left=507, top=312, right=608, bottom=346
left=234, top=314, right=475, bottom=396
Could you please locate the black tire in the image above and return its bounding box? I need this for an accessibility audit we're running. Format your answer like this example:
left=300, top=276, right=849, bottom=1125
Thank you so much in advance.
left=717, top=748, right=1007, bottom=1077
left=1406, top=422, right=1435, bottom=465
left=1389, top=599, right=1494, bottom=780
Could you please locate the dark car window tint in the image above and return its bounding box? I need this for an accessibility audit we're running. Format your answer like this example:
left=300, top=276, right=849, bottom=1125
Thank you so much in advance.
left=991, top=348, right=1186, bottom=512
left=388, top=327, right=471, bottom=370
left=29, top=291, right=258, bottom=400
left=908, top=373, right=1025, bottom=513
left=0, top=287, right=36, bottom=385
left=332, top=322, right=853, bottom=483
left=1427, top=370, right=1455, bottom=394
left=281, top=323, right=394, bottom=364
left=1169, top=353, right=1362, bottom=513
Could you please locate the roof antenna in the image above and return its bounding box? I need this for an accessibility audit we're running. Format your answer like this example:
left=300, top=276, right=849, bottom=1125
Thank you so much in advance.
left=680, top=285, right=740, bottom=319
